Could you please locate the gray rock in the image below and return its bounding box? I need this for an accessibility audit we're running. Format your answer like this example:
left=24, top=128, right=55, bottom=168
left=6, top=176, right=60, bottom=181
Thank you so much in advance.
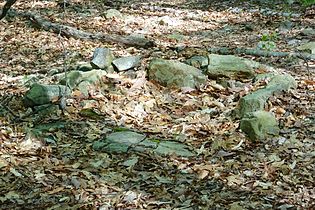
left=239, top=74, right=296, bottom=117
left=153, top=141, right=194, bottom=157
left=91, top=48, right=115, bottom=69
left=23, top=83, right=70, bottom=107
left=77, top=62, right=94, bottom=72
left=104, top=9, right=123, bottom=19
left=279, top=20, right=294, bottom=32
left=59, top=70, right=82, bottom=89
left=297, top=42, right=315, bottom=54
left=92, top=131, right=194, bottom=157
left=148, top=58, right=207, bottom=89
left=185, top=55, right=209, bottom=69
left=59, top=70, right=108, bottom=96
left=167, top=33, right=186, bottom=41
left=124, top=34, right=155, bottom=49
left=253, top=73, right=276, bottom=83
left=93, top=131, right=146, bottom=153
left=287, top=39, right=301, bottom=47
left=267, top=74, right=297, bottom=90
left=239, top=89, right=271, bottom=118
left=206, top=54, right=265, bottom=79
left=240, top=111, right=279, bottom=141
left=59, top=70, right=107, bottom=87
left=112, top=56, right=141, bottom=71
left=300, top=28, right=315, bottom=37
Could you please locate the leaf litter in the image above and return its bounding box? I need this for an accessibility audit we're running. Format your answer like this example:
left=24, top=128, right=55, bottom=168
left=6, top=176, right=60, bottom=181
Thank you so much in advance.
left=0, top=0, right=314, bottom=209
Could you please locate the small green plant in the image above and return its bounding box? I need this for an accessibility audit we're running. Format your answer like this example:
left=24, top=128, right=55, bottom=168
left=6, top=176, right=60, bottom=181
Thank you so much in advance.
left=257, top=32, right=278, bottom=51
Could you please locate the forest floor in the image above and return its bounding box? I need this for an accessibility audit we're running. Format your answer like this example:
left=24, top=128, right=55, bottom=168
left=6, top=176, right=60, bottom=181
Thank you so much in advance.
left=0, top=0, right=314, bottom=209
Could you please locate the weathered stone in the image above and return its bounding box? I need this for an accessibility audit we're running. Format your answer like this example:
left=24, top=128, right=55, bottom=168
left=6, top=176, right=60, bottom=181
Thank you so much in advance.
left=239, top=74, right=296, bottom=117
left=300, top=28, right=315, bottom=37
left=91, top=48, right=115, bottom=69
left=167, top=33, right=186, bottom=41
left=239, top=89, right=270, bottom=117
left=93, top=131, right=195, bottom=157
left=240, top=111, right=279, bottom=141
left=112, top=56, right=141, bottom=71
left=148, top=58, right=207, bottom=89
left=77, top=61, right=94, bottom=72
left=59, top=70, right=107, bottom=95
left=206, top=54, right=270, bottom=79
left=267, top=74, right=297, bottom=90
left=185, top=55, right=209, bottom=69
left=93, top=131, right=146, bottom=153
left=59, top=70, right=82, bottom=89
left=153, top=141, right=194, bottom=157
left=104, top=9, right=123, bottom=19
left=23, top=83, right=70, bottom=107
left=297, top=42, right=315, bottom=54
left=124, top=34, right=155, bottom=49
left=253, top=73, right=276, bottom=83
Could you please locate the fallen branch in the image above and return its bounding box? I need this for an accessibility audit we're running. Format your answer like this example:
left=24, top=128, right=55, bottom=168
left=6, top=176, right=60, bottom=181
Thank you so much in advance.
left=14, top=11, right=155, bottom=48
left=207, top=47, right=315, bottom=61
left=0, top=0, right=17, bottom=20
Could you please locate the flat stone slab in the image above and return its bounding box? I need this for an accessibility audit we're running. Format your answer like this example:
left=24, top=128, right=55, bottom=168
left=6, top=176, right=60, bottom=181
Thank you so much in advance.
left=93, top=131, right=195, bottom=157
left=112, top=56, right=141, bottom=71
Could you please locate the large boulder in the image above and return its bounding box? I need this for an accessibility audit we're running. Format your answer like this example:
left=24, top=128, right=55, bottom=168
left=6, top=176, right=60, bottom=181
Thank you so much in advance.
left=148, top=58, right=207, bottom=89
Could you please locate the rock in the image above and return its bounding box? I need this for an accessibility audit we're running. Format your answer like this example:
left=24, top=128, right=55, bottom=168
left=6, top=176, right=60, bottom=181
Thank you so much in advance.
left=91, top=48, right=115, bottom=70
left=93, top=131, right=146, bottom=153
left=206, top=54, right=269, bottom=80
left=300, top=28, right=315, bottom=37
left=112, top=56, right=141, bottom=71
left=267, top=74, right=297, bottom=90
left=167, top=33, right=186, bottom=41
left=133, top=139, right=195, bottom=157
left=92, top=131, right=194, bottom=157
left=47, top=68, right=60, bottom=76
left=239, top=89, right=271, bottom=118
left=77, top=61, right=94, bottom=72
left=279, top=20, right=294, bottom=33
left=59, top=70, right=82, bottom=89
left=240, top=111, right=279, bottom=141
left=124, top=34, right=155, bottom=49
left=239, top=74, right=296, bottom=117
left=185, top=55, right=209, bottom=69
left=59, top=70, right=108, bottom=96
left=23, top=83, right=70, bottom=107
left=297, top=42, right=315, bottom=54
left=104, top=9, right=123, bottom=19
left=253, top=73, right=276, bottom=83
left=153, top=141, right=194, bottom=157
left=287, top=39, right=301, bottom=47
left=148, top=58, right=207, bottom=89
left=158, top=16, right=177, bottom=26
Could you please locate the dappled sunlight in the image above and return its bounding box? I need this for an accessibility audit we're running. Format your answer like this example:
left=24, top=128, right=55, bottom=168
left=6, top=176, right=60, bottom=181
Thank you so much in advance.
left=0, top=0, right=314, bottom=209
